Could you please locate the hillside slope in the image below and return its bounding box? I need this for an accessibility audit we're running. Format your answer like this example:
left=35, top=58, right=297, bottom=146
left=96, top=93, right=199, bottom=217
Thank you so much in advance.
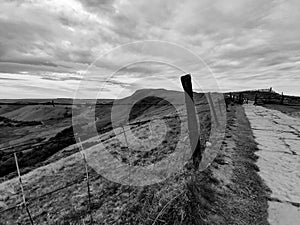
left=0, top=99, right=270, bottom=224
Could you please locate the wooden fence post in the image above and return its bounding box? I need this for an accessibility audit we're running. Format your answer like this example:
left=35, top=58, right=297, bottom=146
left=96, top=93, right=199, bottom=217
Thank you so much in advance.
left=180, top=74, right=202, bottom=169
left=77, top=137, right=93, bottom=224
left=14, top=153, right=34, bottom=225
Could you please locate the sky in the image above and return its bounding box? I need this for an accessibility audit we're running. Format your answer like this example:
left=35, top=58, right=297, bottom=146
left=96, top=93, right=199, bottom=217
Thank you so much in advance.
left=0, top=0, right=299, bottom=98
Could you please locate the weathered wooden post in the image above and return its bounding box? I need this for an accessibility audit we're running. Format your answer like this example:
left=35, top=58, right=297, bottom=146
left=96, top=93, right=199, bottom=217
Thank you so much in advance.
left=281, top=92, right=284, bottom=104
left=14, top=153, right=35, bottom=225
left=180, top=74, right=202, bottom=169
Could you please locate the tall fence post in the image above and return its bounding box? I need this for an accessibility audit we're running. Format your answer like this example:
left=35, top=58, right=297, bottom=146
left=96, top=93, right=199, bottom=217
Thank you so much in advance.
left=180, top=74, right=202, bottom=169
left=14, top=153, right=34, bottom=225
left=77, top=137, right=94, bottom=224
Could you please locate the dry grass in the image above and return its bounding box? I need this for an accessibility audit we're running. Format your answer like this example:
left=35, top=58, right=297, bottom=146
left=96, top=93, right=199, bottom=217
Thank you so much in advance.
left=0, top=92, right=212, bottom=224
left=0, top=94, right=270, bottom=224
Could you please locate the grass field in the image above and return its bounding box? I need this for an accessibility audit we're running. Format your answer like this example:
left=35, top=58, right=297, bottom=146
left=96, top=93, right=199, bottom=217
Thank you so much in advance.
left=0, top=90, right=271, bottom=224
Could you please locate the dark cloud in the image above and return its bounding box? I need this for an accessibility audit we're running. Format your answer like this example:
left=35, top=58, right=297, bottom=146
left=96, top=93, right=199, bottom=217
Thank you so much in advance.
left=0, top=0, right=299, bottom=97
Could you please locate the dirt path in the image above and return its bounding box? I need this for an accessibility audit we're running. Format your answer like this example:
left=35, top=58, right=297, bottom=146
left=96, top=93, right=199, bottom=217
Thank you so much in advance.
left=244, top=104, right=300, bottom=225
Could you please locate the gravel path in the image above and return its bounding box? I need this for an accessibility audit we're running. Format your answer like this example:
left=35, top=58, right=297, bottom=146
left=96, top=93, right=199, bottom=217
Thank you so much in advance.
left=244, top=104, right=300, bottom=225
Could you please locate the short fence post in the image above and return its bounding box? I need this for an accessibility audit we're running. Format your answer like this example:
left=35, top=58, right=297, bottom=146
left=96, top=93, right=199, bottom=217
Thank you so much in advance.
left=180, top=74, right=202, bottom=169
left=14, top=153, right=34, bottom=225
left=77, top=137, right=94, bottom=224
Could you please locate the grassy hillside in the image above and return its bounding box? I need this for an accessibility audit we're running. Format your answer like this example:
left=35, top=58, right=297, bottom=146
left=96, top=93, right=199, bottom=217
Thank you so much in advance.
left=0, top=97, right=270, bottom=224
left=0, top=89, right=208, bottom=180
left=0, top=88, right=213, bottom=224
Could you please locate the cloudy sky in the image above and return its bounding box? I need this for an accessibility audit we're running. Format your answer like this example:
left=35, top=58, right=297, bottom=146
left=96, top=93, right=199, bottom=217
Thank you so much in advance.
left=0, top=0, right=299, bottom=98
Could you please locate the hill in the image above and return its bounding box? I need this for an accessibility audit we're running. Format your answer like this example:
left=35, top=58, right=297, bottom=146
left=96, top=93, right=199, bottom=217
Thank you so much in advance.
left=0, top=89, right=272, bottom=225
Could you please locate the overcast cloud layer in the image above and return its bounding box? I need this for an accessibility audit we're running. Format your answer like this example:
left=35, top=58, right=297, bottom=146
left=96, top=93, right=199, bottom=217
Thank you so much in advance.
left=0, top=0, right=299, bottom=98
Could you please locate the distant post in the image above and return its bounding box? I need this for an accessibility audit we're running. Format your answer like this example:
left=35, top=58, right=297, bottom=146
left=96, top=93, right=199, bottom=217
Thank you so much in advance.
left=180, top=74, right=202, bottom=169
left=281, top=92, right=284, bottom=105
left=254, top=94, right=258, bottom=105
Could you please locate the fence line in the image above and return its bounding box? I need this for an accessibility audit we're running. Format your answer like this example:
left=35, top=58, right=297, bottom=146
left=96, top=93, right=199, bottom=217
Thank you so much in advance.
left=0, top=96, right=219, bottom=223
left=0, top=116, right=179, bottom=155
left=0, top=105, right=210, bottom=212
left=0, top=102, right=209, bottom=154
left=0, top=116, right=181, bottom=215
